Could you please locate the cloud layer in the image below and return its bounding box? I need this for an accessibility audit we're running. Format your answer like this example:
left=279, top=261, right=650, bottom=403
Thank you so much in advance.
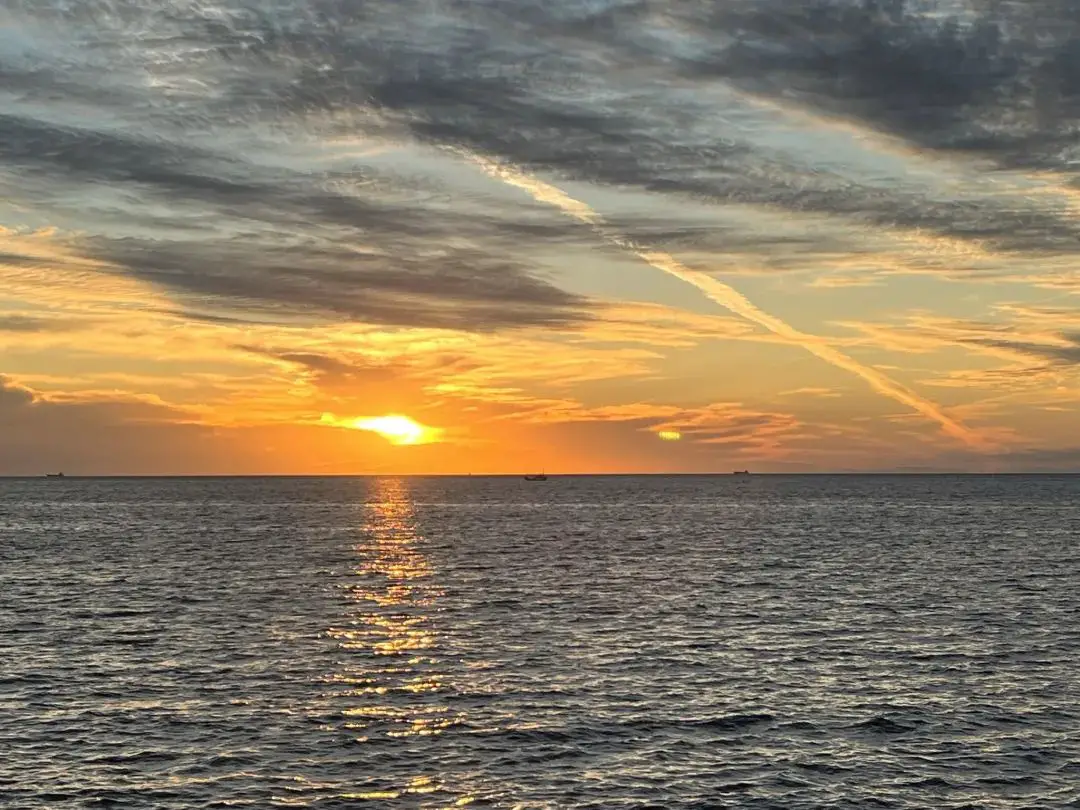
left=6, top=0, right=1080, bottom=317
left=3, top=0, right=1080, bottom=470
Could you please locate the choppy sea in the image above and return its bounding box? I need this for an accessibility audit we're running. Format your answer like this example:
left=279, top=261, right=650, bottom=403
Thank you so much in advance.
left=2, top=475, right=1079, bottom=808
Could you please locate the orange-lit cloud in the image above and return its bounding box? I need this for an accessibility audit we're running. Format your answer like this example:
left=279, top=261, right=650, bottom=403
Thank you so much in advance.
left=10, top=0, right=1080, bottom=473
left=463, top=151, right=991, bottom=451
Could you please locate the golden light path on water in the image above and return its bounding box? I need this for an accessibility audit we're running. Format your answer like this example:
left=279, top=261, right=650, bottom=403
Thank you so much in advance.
left=323, top=479, right=478, bottom=806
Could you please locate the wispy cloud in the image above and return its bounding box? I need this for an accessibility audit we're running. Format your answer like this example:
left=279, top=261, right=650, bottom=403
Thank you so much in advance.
left=466, top=153, right=990, bottom=450
left=7, top=0, right=1080, bottom=313
left=781, top=387, right=843, bottom=399
left=841, top=311, right=1080, bottom=368
left=4, top=0, right=1080, bottom=471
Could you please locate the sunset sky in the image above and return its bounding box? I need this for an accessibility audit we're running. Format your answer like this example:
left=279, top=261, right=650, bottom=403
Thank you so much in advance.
left=3, top=0, right=1080, bottom=474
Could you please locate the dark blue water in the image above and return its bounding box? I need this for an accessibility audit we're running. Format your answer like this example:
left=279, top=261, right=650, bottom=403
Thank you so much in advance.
left=2, top=475, right=1079, bottom=808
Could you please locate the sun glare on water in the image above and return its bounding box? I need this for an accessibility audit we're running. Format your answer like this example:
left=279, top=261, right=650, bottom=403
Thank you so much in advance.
left=322, top=413, right=441, bottom=445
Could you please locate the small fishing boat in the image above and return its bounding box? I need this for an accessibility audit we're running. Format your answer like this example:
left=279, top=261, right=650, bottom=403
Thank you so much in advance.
left=732, top=470, right=750, bottom=477
left=524, top=473, right=548, bottom=481
left=45, top=472, right=65, bottom=478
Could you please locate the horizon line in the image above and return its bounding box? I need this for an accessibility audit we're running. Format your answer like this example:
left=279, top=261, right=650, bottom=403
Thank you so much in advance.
left=4, top=471, right=1080, bottom=479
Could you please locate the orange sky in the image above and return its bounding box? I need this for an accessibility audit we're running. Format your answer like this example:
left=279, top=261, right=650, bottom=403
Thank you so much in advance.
left=2, top=1, right=1079, bottom=474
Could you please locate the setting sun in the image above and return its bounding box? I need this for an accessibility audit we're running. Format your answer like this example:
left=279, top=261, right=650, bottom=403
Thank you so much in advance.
left=8, top=0, right=1080, bottom=480
left=328, top=414, right=441, bottom=445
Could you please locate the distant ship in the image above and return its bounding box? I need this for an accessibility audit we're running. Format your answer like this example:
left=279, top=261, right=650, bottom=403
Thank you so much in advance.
left=524, top=473, right=548, bottom=481
left=732, top=470, right=750, bottom=477
left=45, top=472, right=65, bottom=478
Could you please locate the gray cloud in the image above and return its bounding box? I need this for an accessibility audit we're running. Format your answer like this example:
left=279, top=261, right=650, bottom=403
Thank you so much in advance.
left=6, top=0, right=1080, bottom=325
left=87, top=235, right=589, bottom=330
left=0, top=113, right=591, bottom=245
left=961, top=332, right=1080, bottom=365
left=680, top=1, right=1080, bottom=169
left=0, top=111, right=596, bottom=328
left=304, top=0, right=1080, bottom=256
left=0, top=315, right=58, bottom=333
left=901, top=444, right=1080, bottom=473
left=0, top=375, right=271, bottom=475
left=236, top=346, right=402, bottom=388
left=0, top=22, right=599, bottom=330
left=0, top=251, right=53, bottom=268
left=0, top=376, right=35, bottom=409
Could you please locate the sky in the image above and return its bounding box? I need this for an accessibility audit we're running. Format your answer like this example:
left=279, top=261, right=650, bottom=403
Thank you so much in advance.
left=3, top=0, right=1080, bottom=475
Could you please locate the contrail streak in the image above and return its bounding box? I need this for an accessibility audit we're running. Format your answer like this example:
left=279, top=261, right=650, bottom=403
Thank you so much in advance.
left=461, top=150, right=990, bottom=450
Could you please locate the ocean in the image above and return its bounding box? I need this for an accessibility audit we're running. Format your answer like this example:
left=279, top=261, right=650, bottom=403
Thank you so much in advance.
left=2, top=475, right=1078, bottom=808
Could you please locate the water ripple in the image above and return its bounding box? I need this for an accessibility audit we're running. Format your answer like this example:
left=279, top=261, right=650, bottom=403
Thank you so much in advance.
left=2, top=474, right=1080, bottom=808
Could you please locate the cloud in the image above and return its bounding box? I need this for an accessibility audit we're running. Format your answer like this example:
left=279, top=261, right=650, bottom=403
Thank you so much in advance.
left=0, top=373, right=808, bottom=474
left=889, top=441, right=1080, bottom=474
left=470, top=154, right=990, bottom=449
left=0, top=375, right=35, bottom=409
left=6, top=0, right=1080, bottom=472
left=962, top=334, right=1080, bottom=365
left=0, top=250, right=54, bottom=268
left=842, top=312, right=1080, bottom=367
left=566, top=301, right=755, bottom=347
left=650, top=402, right=803, bottom=450
left=316, top=0, right=1080, bottom=260
left=808, top=274, right=883, bottom=289
left=0, top=115, right=595, bottom=329
left=685, top=1, right=1080, bottom=163
left=9, top=0, right=1080, bottom=323
left=85, top=234, right=591, bottom=331
left=781, top=387, right=843, bottom=398
left=0, top=374, right=413, bottom=475
left=499, top=396, right=805, bottom=455
left=0, top=314, right=63, bottom=333
left=235, top=345, right=412, bottom=408
left=232, top=324, right=674, bottom=416
left=0, top=375, right=216, bottom=475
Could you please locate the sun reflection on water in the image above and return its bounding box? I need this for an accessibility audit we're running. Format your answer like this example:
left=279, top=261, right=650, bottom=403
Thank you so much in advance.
left=324, top=478, right=477, bottom=805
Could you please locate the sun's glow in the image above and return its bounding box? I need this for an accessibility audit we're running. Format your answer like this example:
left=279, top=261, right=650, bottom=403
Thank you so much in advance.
left=657, top=430, right=682, bottom=441
left=321, top=413, right=441, bottom=445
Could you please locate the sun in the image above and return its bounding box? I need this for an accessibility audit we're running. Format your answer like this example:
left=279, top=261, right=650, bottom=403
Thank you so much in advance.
left=337, top=414, right=440, bottom=445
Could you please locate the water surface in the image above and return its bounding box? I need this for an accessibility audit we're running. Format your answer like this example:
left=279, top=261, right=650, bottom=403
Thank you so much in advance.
left=2, top=475, right=1079, bottom=808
